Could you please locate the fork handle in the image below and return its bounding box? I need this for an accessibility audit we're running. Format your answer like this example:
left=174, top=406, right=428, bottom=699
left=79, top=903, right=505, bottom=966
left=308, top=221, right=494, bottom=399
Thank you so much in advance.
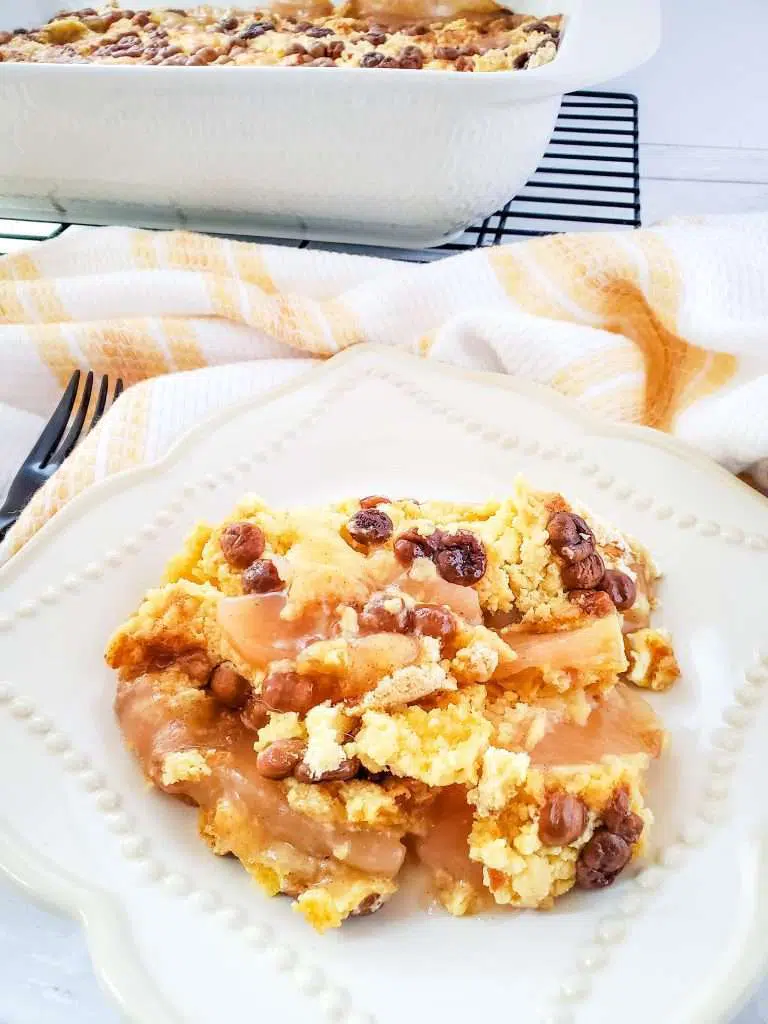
left=0, top=509, right=19, bottom=544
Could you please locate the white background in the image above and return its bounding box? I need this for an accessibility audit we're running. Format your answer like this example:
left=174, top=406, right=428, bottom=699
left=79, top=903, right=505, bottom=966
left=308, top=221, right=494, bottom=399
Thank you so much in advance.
left=611, top=0, right=768, bottom=227
left=1, top=1, right=767, bottom=1022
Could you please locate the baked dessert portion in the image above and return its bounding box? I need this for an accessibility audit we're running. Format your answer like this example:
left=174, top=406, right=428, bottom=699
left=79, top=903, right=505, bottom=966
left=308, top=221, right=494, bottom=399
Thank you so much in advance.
left=0, top=5, right=562, bottom=72
left=106, top=480, right=680, bottom=931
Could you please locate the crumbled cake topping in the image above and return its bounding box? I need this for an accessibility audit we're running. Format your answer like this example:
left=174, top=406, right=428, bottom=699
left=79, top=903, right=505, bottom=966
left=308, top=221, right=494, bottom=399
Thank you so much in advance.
left=303, top=702, right=351, bottom=777
left=469, top=747, right=530, bottom=816
left=361, top=660, right=455, bottom=708
left=106, top=479, right=678, bottom=932
left=352, top=692, right=493, bottom=787
left=451, top=639, right=500, bottom=683
left=254, top=710, right=305, bottom=751
left=625, top=628, right=681, bottom=691
left=0, top=4, right=563, bottom=72
left=160, top=748, right=211, bottom=786
left=408, top=556, right=438, bottom=582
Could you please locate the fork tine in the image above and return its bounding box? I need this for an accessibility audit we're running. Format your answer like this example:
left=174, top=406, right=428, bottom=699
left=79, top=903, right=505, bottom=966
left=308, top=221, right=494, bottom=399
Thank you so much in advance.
left=88, top=375, right=124, bottom=433
left=26, top=370, right=81, bottom=466
left=87, top=374, right=110, bottom=432
left=46, top=370, right=94, bottom=467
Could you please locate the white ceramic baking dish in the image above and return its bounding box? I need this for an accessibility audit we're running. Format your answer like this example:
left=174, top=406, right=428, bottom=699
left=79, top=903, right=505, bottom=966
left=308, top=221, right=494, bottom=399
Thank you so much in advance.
left=0, top=0, right=658, bottom=247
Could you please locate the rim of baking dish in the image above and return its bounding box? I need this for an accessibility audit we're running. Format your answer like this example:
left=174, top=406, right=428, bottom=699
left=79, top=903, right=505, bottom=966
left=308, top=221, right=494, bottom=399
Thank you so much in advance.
left=0, top=0, right=660, bottom=99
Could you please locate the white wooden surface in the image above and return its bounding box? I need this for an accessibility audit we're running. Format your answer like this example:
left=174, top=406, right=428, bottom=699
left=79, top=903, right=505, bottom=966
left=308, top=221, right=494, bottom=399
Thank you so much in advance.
left=2, top=1, right=768, bottom=1021
left=611, top=0, right=768, bottom=226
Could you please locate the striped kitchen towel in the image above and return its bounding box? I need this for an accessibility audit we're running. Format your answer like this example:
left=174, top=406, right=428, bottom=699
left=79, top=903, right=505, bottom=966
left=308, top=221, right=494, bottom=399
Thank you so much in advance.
left=1, top=212, right=767, bottom=559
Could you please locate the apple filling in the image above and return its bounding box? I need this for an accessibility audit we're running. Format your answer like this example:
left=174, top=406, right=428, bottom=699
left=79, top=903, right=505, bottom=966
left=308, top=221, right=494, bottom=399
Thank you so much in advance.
left=106, top=483, right=679, bottom=930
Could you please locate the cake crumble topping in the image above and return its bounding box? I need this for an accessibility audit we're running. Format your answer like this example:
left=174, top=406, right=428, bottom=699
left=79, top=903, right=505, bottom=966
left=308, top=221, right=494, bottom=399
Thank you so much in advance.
left=0, top=3, right=563, bottom=72
left=106, top=477, right=678, bottom=931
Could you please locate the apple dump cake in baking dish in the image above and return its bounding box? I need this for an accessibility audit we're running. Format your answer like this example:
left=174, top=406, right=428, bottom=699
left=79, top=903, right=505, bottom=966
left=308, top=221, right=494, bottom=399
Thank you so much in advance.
left=0, top=5, right=562, bottom=71
left=106, top=480, right=680, bottom=932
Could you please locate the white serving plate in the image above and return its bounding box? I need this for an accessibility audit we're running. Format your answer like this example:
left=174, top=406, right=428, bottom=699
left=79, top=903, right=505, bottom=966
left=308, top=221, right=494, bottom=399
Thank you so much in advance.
left=0, top=0, right=658, bottom=247
left=1, top=346, right=767, bottom=1024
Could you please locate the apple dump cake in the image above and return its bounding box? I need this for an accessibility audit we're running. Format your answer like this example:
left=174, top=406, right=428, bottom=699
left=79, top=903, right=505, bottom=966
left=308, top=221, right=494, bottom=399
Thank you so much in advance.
left=0, top=5, right=562, bottom=71
left=106, top=481, right=680, bottom=931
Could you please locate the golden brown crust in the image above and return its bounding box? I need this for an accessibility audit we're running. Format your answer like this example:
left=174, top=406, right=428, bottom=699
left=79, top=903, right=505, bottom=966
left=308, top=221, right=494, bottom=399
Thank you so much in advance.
left=0, top=5, right=562, bottom=72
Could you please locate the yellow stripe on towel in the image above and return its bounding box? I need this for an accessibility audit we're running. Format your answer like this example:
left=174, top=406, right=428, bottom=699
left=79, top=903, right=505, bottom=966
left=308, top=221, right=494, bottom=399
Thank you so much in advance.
left=162, top=318, right=207, bottom=373
left=27, top=323, right=80, bottom=387
left=323, top=298, right=364, bottom=351
left=488, top=247, right=579, bottom=321
left=0, top=252, right=41, bottom=282
left=80, top=320, right=171, bottom=382
left=233, top=244, right=277, bottom=295
left=552, top=346, right=642, bottom=398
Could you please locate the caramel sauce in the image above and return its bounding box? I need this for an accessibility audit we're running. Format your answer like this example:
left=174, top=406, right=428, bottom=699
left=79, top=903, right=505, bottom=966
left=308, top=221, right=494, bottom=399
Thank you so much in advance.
left=116, top=676, right=406, bottom=876
left=414, top=785, right=483, bottom=886
left=397, top=571, right=483, bottom=625
left=217, top=564, right=482, bottom=679
left=530, top=684, right=665, bottom=766
left=217, top=593, right=335, bottom=668
left=483, top=607, right=523, bottom=630
left=115, top=676, right=659, bottom=892
left=120, top=536, right=659, bottom=898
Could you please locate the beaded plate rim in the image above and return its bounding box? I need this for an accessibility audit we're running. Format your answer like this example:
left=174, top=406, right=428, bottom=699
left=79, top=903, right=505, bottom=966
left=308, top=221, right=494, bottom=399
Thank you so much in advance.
left=0, top=345, right=767, bottom=1024
left=2, top=345, right=767, bottom=590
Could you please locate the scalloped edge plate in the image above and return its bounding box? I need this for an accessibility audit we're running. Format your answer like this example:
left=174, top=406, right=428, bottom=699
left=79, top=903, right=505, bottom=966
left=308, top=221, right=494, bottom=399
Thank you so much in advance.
left=1, top=346, right=767, bottom=1024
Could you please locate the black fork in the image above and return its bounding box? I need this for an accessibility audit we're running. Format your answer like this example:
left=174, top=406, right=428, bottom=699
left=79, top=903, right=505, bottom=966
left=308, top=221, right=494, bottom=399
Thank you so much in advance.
left=0, top=371, right=124, bottom=543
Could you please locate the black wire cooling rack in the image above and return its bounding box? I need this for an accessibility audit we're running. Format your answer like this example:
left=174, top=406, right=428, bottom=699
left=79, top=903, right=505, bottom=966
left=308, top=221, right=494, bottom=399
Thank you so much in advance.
left=0, top=89, right=639, bottom=262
